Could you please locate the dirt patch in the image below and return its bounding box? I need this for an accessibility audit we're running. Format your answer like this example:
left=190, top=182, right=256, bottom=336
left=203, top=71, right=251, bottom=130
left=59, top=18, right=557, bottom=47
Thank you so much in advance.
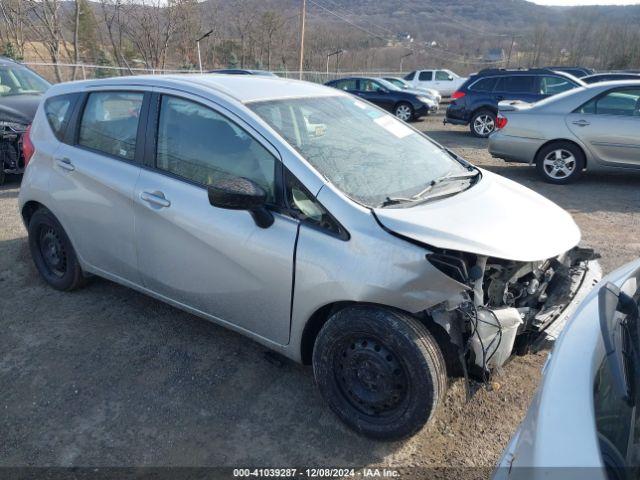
left=1, top=111, right=638, bottom=475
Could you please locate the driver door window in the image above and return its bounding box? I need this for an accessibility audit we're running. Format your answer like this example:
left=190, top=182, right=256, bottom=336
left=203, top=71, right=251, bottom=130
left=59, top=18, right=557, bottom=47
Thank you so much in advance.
left=435, top=71, right=451, bottom=81
left=155, top=95, right=276, bottom=201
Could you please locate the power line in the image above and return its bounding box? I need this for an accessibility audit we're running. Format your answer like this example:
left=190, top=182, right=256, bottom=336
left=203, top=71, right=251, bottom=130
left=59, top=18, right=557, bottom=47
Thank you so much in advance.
left=307, top=0, right=388, bottom=42
left=317, top=0, right=396, bottom=36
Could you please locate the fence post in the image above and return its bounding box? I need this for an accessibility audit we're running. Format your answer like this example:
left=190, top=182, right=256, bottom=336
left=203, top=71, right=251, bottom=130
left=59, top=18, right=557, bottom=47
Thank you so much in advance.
left=81, top=64, right=86, bottom=80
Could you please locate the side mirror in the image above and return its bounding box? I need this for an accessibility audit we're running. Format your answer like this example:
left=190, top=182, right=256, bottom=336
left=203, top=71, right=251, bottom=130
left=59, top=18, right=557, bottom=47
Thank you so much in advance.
left=208, top=177, right=274, bottom=228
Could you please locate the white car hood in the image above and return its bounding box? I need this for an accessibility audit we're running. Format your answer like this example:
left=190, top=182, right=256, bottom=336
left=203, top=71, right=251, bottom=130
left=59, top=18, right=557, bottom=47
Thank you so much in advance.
left=374, top=170, right=581, bottom=262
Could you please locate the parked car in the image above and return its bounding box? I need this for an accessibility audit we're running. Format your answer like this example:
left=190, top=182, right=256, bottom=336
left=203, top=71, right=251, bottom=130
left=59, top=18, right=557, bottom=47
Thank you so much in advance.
left=20, top=74, right=599, bottom=440
left=545, top=66, right=594, bottom=78
left=489, top=80, right=640, bottom=184
left=494, top=258, right=640, bottom=480
left=381, top=76, right=442, bottom=103
left=209, top=68, right=278, bottom=77
left=0, top=57, right=50, bottom=185
left=403, top=69, right=467, bottom=97
left=445, top=68, right=584, bottom=138
left=583, top=72, right=640, bottom=84
left=325, top=76, right=437, bottom=121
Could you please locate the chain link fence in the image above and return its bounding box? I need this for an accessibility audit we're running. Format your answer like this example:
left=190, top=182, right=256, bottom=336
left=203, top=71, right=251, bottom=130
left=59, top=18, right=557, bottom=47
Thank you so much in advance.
left=21, top=62, right=407, bottom=85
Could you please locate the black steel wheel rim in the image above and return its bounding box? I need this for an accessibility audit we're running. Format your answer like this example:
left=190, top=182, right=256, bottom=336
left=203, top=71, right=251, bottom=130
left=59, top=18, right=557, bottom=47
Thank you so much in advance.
left=334, top=336, right=410, bottom=418
left=39, top=226, right=67, bottom=278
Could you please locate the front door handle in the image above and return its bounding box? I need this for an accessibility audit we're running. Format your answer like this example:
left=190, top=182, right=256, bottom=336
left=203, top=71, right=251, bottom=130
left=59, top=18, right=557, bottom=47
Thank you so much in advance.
left=572, top=119, right=590, bottom=127
left=140, top=191, right=171, bottom=208
left=54, top=157, right=75, bottom=172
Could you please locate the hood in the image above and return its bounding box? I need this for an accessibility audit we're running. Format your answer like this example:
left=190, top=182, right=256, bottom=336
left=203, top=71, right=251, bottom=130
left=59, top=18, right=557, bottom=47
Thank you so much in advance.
left=0, top=94, right=43, bottom=124
left=402, top=88, right=436, bottom=98
left=374, top=170, right=581, bottom=262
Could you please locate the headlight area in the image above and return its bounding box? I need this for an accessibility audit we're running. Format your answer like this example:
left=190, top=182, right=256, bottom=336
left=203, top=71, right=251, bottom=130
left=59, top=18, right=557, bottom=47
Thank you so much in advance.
left=423, top=246, right=600, bottom=379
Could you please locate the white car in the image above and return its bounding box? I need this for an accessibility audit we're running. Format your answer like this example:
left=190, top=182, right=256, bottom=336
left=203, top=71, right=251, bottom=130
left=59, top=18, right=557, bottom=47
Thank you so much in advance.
left=382, top=77, right=442, bottom=103
left=404, top=69, right=467, bottom=97
left=494, top=258, right=640, bottom=480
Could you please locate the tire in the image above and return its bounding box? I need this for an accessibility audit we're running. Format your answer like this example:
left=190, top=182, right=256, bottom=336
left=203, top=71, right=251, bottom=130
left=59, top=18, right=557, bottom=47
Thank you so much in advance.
left=535, top=141, right=585, bottom=184
left=28, top=208, right=88, bottom=291
left=469, top=109, right=496, bottom=138
left=312, top=306, right=447, bottom=440
left=394, top=102, right=414, bottom=122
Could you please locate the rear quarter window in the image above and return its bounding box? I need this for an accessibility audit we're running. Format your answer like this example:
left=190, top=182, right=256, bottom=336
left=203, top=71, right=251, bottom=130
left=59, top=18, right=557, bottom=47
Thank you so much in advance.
left=44, top=94, right=78, bottom=142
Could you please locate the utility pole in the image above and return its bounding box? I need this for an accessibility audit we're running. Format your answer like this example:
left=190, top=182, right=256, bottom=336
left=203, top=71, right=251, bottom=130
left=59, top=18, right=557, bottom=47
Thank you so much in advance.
left=326, top=49, right=343, bottom=75
left=506, top=34, right=516, bottom=68
left=400, top=51, right=413, bottom=72
left=298, top=0, right=306, bottom=80
left=196, top=30, right=214, bottom=73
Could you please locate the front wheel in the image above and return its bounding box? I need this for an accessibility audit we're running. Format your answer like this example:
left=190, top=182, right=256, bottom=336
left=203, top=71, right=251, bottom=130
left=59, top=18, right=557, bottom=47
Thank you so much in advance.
left=470, top=109, right=496, bottom=138
left=394, top=102, right=414, bottom=122
left=535, top=142, right=585, bottom=184
left=313, top=306, right=447, bottom=440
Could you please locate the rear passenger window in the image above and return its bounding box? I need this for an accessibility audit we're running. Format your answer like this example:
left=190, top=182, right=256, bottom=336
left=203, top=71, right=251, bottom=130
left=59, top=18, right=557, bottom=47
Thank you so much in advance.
left=418, top=71, right=433, bottom=81
left=44, top=94, right=77, bottom=141
left=333, top=79, right=357, bottom=91
left=469, top=77, right=497, bottom=92
left=578, top=88, right=640, bottom=116
left=497, top=76, right=536, bottom=93
left=78, top=91, right=143, bottom=161
left=155, top=96, right=276, bottom=201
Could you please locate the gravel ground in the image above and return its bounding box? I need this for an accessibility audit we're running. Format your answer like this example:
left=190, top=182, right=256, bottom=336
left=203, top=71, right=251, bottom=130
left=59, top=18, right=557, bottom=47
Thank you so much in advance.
left=1, top=110, right=639, bottom=476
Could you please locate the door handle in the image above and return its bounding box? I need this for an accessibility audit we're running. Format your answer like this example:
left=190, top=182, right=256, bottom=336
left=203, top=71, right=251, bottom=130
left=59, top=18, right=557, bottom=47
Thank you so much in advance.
left=140, top=191, right=171, bottom=208
left=572, top=119, right=590, bottom=127
left=54, top=157, right=75, bottom=172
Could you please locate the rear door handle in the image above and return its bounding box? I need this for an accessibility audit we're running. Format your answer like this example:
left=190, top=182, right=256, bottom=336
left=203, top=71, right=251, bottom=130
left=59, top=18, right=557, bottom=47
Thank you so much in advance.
left=140, top=191, right=171, bottom=208
left=572, top=119, right=590, bottom=127
left=54, top=157, right=75, bottom=172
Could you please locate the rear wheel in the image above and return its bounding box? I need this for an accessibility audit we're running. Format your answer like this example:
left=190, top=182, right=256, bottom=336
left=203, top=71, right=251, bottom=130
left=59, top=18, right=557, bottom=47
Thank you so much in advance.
left=28, top=208, right=88, bottom=291
left=313, top=306, right=447, bottom=440
left=470, top=109, right=496, bottom=138
left=394, top=102, right=414, bottom=122
left=535, top=141, right=585, bottom=184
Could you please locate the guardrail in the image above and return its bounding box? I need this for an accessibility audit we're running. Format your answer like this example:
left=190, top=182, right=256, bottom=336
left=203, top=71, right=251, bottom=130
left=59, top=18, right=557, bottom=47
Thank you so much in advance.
left=20, top=62, right=406, bottom=84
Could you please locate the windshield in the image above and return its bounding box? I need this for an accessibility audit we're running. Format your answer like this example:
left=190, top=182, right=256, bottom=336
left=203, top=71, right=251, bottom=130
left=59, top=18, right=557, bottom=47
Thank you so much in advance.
left=385, top=78, right=407, bottom=88
left=249, top=95, right=470, bottom=207
left=376, top=78, right=402, bottom=91
left=0, top=66, right=50, bottom=97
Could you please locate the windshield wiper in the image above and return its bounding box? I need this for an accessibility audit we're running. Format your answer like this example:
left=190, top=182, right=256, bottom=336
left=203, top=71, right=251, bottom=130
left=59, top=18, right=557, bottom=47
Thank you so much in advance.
left=377, top=169, right=479, bottom=208
left=410, top=169, right=480, bottom=200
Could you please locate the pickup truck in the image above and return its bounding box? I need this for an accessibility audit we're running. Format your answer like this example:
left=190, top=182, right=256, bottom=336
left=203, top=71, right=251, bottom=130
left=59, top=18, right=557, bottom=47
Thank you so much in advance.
left=403, top=69, right=467, bottom=97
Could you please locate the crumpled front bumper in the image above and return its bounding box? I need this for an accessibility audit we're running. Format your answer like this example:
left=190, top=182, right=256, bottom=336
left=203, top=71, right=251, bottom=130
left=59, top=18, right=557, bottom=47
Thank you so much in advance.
left=533, top=258, right=602, bottom=347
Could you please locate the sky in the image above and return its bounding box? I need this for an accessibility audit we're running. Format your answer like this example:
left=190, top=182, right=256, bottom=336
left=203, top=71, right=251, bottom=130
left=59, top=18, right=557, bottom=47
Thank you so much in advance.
left=530, top=0, right=640, bottom=4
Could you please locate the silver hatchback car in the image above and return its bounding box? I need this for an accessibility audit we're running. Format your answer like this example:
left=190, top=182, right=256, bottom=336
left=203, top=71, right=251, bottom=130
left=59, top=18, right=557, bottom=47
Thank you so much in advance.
left=19, top=75, right=600, bottom=440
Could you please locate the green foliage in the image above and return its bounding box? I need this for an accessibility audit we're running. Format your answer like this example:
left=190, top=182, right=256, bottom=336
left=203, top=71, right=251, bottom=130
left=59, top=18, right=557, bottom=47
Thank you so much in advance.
left=94, top=50, right=114, bottom=78
left=1, top=42, right=22, bottom=61
left=77, top=0, right=100, bottom=62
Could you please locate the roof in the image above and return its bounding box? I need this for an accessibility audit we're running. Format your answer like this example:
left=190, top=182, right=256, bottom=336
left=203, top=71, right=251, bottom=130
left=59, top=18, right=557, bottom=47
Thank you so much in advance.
left=46, top=73, right=342, bottom=104
left=0, top=57, right=20, bottom=67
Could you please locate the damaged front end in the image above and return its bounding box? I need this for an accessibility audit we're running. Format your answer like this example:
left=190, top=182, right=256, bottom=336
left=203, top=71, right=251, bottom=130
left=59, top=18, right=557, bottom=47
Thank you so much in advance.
left=0, top=121, right=28, bottom=184
left=426, top=246, right=601, bottom=376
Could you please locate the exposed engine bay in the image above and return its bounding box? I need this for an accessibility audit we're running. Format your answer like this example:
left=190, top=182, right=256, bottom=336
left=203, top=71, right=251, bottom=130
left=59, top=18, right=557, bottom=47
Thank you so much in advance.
left=0, top=122, right=26, bottom=185
left=426, top=246, right=600, bottom=377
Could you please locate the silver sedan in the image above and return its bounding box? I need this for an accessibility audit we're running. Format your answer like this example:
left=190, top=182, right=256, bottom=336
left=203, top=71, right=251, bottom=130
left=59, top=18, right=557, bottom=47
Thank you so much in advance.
left=489, top=80, right=640, bottom=184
